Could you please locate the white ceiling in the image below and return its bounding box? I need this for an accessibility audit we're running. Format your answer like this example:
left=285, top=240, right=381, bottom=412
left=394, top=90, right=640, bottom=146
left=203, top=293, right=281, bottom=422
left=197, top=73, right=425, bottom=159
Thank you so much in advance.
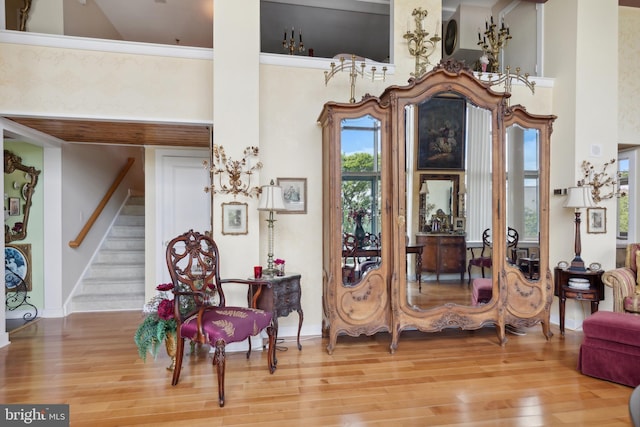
left=68, top=0, right=497, bottom=56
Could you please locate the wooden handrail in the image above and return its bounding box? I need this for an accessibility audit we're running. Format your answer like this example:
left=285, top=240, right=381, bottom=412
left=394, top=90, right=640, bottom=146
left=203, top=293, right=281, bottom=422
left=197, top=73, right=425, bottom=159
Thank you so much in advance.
left=69, top=157, right=136, bottom=248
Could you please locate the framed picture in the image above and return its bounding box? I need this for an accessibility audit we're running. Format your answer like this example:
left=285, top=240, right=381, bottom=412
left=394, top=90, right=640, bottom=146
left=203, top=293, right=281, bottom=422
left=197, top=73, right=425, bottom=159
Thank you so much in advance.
left=277, top=177, right=307, bottom=214
left=8, top=197, right=20, bottom=216
left=417, top=96, right=466, bottom=170
left=5, top=244, right=32, bottom=291
left=587, top=207, right=606, bottom=234
left=453, top=217, right=466, bottom=232
left=221, top=202, right=248, bottom=235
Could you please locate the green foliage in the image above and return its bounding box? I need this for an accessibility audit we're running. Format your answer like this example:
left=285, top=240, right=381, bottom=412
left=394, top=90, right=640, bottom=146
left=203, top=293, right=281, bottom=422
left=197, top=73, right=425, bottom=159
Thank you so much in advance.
left=133, top=315, right=177, bottom=362
left=341, top=152, right=375, bottom=230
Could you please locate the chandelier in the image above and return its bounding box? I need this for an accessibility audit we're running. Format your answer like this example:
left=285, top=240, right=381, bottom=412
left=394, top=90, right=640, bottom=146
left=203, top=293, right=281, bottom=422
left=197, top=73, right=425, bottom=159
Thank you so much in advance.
left=477, top=16, right=512, bottom=73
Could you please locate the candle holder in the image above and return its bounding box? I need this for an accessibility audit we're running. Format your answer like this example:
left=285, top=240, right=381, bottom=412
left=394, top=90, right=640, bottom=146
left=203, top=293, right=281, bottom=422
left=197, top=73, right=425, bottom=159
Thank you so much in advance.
left=477, top=16, right=512, bottom=73
left=324, top=54, right=387, bottom=103
left=283, top=27, right=304, bottom=55
left=403, top=7, right=441, bottom=78
left=203, top=145, right=262, bottom=199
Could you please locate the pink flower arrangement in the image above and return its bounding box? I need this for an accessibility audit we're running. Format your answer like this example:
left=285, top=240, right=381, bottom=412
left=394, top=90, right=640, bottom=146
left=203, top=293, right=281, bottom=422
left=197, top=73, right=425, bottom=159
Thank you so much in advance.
left=274, top=258, right=285, bottom=265
left=134, top=283, right=178, bottom=361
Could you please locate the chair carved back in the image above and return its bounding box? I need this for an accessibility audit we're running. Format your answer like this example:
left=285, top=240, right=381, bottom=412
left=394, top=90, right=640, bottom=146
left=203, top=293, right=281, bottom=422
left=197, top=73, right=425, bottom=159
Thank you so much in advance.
left=166, top=230, right=225, bottom=317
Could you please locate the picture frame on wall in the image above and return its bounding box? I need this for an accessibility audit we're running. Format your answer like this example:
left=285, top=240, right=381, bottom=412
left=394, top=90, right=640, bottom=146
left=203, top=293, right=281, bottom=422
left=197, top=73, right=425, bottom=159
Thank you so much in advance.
left=277, top=177, right=307, bottom=214
left=417, top=96, right=466, bottom=170
left=587, top=207, right=606, bottom=234
left=5, top=243, right=32, bottom=291
left=453, top=217, right=465, bottom=232
left=221, top=202, right=248, bottom=235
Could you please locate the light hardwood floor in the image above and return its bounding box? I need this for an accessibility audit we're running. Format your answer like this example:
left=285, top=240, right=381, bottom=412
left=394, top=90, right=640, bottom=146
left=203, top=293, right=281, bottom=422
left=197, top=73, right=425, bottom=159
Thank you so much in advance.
left=0, top=311, right=633, bottom=426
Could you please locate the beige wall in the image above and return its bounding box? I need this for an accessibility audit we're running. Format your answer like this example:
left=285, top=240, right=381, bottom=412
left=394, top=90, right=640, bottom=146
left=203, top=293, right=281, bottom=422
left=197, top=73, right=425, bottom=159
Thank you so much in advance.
left=619, top=6, right=640, bottom=145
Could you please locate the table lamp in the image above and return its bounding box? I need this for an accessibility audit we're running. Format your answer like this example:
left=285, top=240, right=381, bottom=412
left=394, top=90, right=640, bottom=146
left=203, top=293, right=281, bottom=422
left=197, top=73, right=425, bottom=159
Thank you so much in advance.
left=564, top=185, right=595, bottom=271
left=258, top=180, right=286, bottom=275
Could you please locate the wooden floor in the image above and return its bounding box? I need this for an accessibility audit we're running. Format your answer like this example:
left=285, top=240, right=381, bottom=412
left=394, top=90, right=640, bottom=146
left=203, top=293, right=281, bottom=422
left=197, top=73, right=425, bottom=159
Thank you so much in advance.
left=0, top=311, right=633, bottom=426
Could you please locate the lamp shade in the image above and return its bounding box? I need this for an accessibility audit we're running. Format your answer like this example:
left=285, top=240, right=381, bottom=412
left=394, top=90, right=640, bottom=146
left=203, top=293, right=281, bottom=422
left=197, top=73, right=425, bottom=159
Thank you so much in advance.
left=564, top=186, right=595, bottom=209
left=419, top=181, right=429, bottom=195
left=258, top=183, right=286, bottom=211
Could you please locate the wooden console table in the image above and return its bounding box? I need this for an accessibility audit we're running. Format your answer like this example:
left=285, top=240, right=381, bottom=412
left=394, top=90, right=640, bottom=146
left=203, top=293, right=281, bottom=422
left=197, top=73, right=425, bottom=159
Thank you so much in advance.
left=416, top=233, right=466, bottom=281
left=248, top=273, right=303, bottom=350
left=553, top=267, right=604, bottom=336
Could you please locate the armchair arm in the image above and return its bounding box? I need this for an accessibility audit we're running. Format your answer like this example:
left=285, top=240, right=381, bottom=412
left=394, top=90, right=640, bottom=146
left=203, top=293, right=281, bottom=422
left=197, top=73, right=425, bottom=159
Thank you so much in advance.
left=602, top=267, right=637, bottom=313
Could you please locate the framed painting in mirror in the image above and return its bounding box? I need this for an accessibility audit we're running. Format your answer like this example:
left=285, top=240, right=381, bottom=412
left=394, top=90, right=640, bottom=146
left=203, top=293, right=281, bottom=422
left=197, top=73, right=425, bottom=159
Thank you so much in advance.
left=417, top=96, right=466, bottom=170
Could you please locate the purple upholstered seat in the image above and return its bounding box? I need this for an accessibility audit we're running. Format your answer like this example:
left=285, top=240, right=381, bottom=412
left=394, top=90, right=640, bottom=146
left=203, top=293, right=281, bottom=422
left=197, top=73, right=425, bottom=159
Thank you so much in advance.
left=472, top=278, right=493, bottom=306
left=578, top=311, right=640, bottom=387
left=180, top=307, right=272, bottom=344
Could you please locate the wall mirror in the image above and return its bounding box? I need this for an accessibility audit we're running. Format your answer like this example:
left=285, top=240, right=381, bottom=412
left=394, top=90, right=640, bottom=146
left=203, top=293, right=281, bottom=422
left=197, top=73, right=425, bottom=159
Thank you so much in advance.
left=4, top=150, right=40, bottom=243
left=417, top=173, right=459, bottom=233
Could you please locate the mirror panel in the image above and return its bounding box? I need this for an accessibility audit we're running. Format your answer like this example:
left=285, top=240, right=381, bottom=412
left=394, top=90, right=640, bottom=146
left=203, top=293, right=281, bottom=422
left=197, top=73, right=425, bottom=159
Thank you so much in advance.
left=506, top=124, right=541, bottom=280
left=341, top=115, right=382, bottom=286
left=4, top=150, right=40, bottom=243
left=405, top=96, right=493, bottom=310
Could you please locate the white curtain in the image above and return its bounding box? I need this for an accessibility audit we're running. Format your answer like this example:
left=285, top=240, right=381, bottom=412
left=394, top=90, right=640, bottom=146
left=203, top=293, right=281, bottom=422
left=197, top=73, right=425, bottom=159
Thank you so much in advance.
left=465, top=105, right=492, bottom=243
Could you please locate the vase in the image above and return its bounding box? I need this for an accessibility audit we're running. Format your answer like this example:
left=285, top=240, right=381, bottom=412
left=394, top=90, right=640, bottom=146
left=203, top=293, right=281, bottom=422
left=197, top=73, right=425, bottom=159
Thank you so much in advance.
left=354, top=215, right=366, bottom=248
left=165, top=332, right=177, bottom=371
left=276, top=263, right=285, bottom=276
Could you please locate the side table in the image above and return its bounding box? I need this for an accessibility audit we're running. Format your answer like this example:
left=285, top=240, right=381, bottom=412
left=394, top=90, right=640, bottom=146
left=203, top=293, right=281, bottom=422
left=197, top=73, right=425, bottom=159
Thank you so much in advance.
left=553, top=267, right=604, bottom=336
left=248, top=273, right=303, bottom=351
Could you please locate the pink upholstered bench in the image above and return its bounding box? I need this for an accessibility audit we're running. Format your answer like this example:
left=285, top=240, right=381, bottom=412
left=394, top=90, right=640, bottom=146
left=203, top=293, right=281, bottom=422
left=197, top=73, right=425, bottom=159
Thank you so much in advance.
left=578, top=311, right=640, bottom=387
left=472, top=278, right=493, bottom=306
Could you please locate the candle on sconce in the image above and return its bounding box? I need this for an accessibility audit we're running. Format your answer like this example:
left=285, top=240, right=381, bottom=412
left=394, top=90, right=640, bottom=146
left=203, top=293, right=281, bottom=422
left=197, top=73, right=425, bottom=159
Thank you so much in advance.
left=299, top=29, right=302, bottom=43
left=291, top=27, right=294, bottom=39
left=490, top=15, right=494, bottom=25
left=478, top=31, right=481, bottom=41
left=283, top=29, right=286, bottom=42
left=485, top=21, right=488, bottom=30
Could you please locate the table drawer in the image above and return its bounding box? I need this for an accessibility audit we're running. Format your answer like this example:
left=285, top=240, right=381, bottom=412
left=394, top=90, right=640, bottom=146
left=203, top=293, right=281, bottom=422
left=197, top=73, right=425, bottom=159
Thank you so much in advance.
left=563, top=289, right=597, bottom=301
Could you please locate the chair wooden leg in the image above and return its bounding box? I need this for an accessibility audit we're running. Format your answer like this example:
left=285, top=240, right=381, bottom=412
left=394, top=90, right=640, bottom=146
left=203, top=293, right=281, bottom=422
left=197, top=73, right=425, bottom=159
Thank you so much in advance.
left=171, top=335, right=185, bottom=386
left=246, top=336, right=252, bottom=359
left=267, top=324, right=277, bottom=374
left=212, top=339, right=226, bottom=407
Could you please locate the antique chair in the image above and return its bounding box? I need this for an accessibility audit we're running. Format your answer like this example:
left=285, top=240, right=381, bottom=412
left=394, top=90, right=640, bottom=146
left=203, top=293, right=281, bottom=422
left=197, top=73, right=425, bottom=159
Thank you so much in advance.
left=166, top=229, right=276, bottom=407
left=602, top=243, right=640, bottom=314
left=467, top=227, right=519, bottom=284
left=342, top=233, right=358, bottom=284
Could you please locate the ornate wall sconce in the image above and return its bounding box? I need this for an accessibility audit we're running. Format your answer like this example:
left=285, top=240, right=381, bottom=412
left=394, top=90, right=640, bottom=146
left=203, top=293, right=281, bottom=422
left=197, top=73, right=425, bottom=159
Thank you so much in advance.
left=403, top=7, right=441, bottom=78
left=283, top=27, right=304, bottom=55
left=324, top=54, right=387, bottom=103
left=577, top=159, right=627, bottom=204
left=203, top=145, right=263, bottom=199
left=477, top=15, right=511, bottom=73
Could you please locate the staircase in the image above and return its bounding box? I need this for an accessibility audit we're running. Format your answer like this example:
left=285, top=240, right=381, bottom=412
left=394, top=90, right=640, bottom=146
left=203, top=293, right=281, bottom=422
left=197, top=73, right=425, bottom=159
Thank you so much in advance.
left=70, top=196, right=145, bottom=312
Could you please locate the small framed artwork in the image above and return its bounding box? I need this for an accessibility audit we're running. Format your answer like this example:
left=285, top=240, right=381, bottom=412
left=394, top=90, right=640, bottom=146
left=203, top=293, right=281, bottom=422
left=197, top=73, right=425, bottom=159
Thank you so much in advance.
left=221, top=202, right=248, bottom=235
left=277, top=177, right=307, bottom=214
left=453, top=217, right=466, bottom=232
left=8, top=197, right=20, bottom=216
left=5, top=244, right=32, bottom=291
left=587, top=207, right=606, bottom=234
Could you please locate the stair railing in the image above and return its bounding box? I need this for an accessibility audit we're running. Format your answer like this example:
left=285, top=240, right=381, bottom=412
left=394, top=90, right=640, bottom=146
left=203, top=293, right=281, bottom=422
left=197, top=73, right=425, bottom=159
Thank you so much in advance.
left=69, top=157, right=136, bottom=248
